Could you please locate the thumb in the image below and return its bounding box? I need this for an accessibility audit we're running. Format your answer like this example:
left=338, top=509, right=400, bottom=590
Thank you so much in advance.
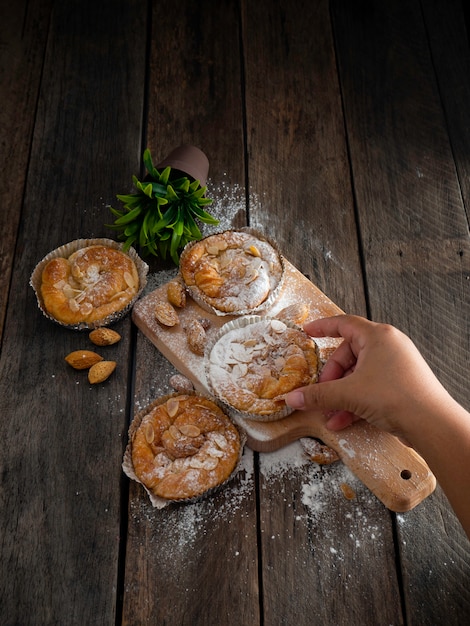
left=285, top=378, right=352, bottom=414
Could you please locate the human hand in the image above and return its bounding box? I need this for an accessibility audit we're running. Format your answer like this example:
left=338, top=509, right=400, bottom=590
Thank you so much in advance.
left=285, top=315, right=452, bottom=445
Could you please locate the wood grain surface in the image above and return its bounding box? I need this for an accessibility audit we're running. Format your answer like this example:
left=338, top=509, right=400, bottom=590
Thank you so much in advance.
left=1, top=0, right=469, bottom=625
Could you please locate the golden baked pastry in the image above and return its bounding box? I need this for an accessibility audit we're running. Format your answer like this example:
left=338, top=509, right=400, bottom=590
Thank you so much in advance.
left=131, top=394, right=241, bottom=501
left=208, top=318, right=319, bottom=417
left=179, top=230, right=283, bottom=313
left=40, top=245, right=139, bottom=325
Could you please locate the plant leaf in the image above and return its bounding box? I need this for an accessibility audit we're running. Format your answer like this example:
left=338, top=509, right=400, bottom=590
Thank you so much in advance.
left=189, top=204, right=219, bottom=224
left=113, top=205, right=143, bottom=225
left=158, top=166, right=171, bottom=185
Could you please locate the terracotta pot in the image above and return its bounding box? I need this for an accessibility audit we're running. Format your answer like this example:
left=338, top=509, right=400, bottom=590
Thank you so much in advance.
left=156, top=145, right=209, bottom=185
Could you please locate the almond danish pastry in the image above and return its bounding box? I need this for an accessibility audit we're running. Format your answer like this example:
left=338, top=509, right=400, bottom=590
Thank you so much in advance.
left=207, top=317, right=319, bottom=420
left=179, top=230, right=284, bottom=315
left=39, top=244, right=140, bottom=325
left=125, top=394, right=242, bottom=503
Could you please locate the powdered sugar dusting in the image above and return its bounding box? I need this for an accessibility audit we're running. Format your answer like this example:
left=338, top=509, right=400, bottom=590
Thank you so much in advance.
left=179, top=230, right=284, bottom=315
left=126, top=182, right=393, bottom=573
left=129, top=450, right=255, bottom=562
left=206, top=177, right=246, bottom=231
left=260, top=441, right=386, bottom=546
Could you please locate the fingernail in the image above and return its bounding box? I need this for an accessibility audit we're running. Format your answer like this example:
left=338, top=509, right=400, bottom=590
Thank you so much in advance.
left=285, top=390, right=305, bottom=409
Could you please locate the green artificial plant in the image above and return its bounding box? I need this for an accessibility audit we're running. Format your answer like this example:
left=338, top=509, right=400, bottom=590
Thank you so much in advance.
left=107, top=148, right=218, bottom=264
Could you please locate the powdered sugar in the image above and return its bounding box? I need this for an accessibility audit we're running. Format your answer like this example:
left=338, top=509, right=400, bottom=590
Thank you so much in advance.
left=179, top=230, right=284, bottom=315
left=258, top=441, right=387, bottom=559
left=129, top=450, right=255, bottom=560
left=128, top=183, right=387, bottom=548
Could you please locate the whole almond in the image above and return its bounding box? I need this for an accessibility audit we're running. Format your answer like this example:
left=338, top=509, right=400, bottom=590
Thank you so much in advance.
left=185, top=319, right=206, bottom=355
left=89, top=328, right=121, bottom=346
left=65, top=350, right=103, bottom=370
left=167, top=280, right=186, bottom=308
left=155, top=301, right=179, bottom=327
left=88, top=360, right=116, bottom=384
left=276, top=303, right=309, bottom=325
left=169, top=374, right=195, bottom=393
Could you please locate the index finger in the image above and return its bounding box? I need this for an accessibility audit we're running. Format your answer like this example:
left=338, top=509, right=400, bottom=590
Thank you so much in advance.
left=303, top=314, right=372, bottom=348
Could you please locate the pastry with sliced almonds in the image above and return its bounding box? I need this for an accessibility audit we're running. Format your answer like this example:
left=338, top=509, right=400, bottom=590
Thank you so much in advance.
left=179, top=230, right=284, bottom=315
left=207, top=316, right=319, bottom=421
left=126, top=394, right=242, bottom=502
left=40, top=244, right=139, bottom=325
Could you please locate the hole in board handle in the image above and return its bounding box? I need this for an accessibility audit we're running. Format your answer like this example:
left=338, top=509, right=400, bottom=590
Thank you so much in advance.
left=401, top=469, right=412, bottom=480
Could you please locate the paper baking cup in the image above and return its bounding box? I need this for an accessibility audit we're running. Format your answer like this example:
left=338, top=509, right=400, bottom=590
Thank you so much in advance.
left=122, top=391, right=246, bottom=509
left=30, top=238, right=148, bottom=330
left=205, top=315, right=320, bottom=423
left=179, top=228, right=285, bottom=317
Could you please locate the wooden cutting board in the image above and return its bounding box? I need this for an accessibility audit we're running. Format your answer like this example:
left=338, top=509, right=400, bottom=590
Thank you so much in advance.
left=132, top=260, right=436, bottom=512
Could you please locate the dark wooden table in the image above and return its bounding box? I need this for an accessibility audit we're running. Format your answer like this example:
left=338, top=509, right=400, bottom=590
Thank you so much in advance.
left=1, top=0, right=470, bottom=624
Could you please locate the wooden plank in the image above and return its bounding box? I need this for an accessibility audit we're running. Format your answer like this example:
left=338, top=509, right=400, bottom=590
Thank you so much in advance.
left=423, top=0, right=470, bottom=220
left=258, top=447, right=403, bottom=625
left=123, top=319, right=260, bottom=626
left=242, top=0, right=367, bottom=316
left=331, top=0, right=470, bottom=623
left=0, top=1, right=147, bottom=624
left=0, top=0, right=53, bottom=342
left=121, top=1, right=260, bottom=624
left=241, top=1, right=404, bottom=624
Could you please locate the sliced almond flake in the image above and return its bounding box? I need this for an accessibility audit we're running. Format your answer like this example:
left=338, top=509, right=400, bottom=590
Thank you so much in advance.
left=270, top=319, right=287, bottom=333
left=210, top=432, right=228, bottom=450
left=63, top=284, right=79, bottom=299
left=230, top=343, right=251, bottom=363
left=232, top=362, right=248, bottom=378
left=172, top=457, right=188, bottom=472
left=340, top=483, right=356, bottom=500
left=226, top=356, right=242, bottom=366
left=190, top=457, right=206, bottom=469
left=124, top=271, right=136, bottom=289
left=80, top=302, right=93, bottom=316
left=53, top=279, right=66, bottom=290
left=202, top=457, right=219, bottom=470
left=144, top=422, right=155, bottom=444
left=243, top=338, right=257, bottom=348
left=178, top=424, right=201, bottom=438
left=68, top=298, right=80, bottom=312
left=166, top=398, right=180, bottom=418
left=168, top=424, right=180, bottom=439
left=207, top=446, right=225, bottom=458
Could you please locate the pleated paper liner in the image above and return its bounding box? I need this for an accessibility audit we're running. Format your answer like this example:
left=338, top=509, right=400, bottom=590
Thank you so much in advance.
left=205, top=315, right=320, bottom=423
left=178, top=228, right=286, bottom=317
left=30, top=238, right=149, bottom=330
left=122, top=391, right=246, bottom=509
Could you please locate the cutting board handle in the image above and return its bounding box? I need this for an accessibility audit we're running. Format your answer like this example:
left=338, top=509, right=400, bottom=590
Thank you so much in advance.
left=236, top=410, right=436, bottom=513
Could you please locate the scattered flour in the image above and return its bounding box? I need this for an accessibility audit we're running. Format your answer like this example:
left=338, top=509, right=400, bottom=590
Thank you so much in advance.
left=128, top=181, right=388, bottom=559
left=206, top=177, right=247, bottom=231
left=130, top=450, right=255, bottom=566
